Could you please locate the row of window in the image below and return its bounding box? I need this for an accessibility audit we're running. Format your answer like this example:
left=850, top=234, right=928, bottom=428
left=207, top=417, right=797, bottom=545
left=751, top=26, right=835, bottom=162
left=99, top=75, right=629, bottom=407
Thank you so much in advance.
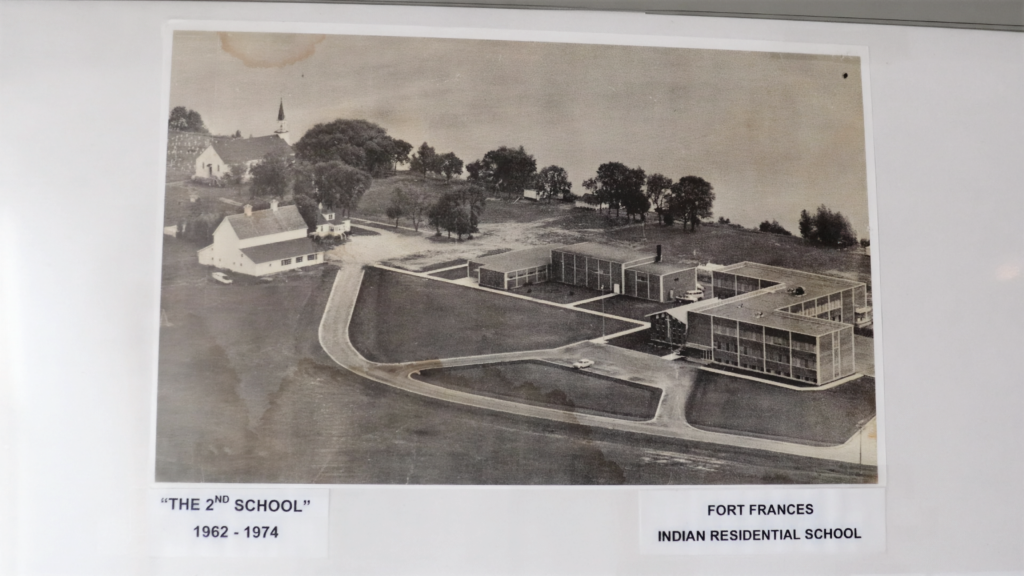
left=280, top=254, right=318, bottom=266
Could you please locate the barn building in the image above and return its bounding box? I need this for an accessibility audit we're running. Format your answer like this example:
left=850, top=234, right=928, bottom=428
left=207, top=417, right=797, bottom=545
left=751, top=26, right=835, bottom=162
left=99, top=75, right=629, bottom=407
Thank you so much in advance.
left=469, top=246, right=563, bottom=290
left=197, top=199, right=323, bottom=277
left=650, top=261, right=870, bottom=386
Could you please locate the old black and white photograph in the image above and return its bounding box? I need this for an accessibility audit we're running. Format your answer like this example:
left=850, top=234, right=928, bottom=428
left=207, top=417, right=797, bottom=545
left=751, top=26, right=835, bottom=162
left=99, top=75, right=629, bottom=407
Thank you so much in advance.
left=156, top=30, right=879, bottom=485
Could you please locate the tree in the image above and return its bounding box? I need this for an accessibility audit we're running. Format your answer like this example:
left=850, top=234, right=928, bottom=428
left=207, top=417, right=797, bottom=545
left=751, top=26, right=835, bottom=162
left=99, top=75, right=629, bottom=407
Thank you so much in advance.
left=405, top=188, right=431, bottom=232
left=291, top=162, right=316, bottom=199
left=645, top=173, right=673, bottom=224
left=799, top=205, right=858, bottom=248
left=759, top=219, right=792, bottom=235
left=181, top=212, right=222, bottom=245
left=292, top=194, right=320, bottom=232
left=860, top=238, right=870, bottom=248
left=533, top=165, right=573, bottom=203
left=469, top=146, right=537, bottom=200
left=428, top=192, right=457, bottom=237
left=409, top=142, right=438, bottom=177
left=293, top=119, right=407, bottom=176
left=798, top=209, right=814, bottom=240
left=392, top=139, right=413, bottom=171
left=168, top=106, right=208, bottom=133
left=249, top=154, right=290, bottom=198
left=224, top=163, right=248, bottom=185
left=428, top=184, right=486, bottom=240
left=582, top=162, right=646, bottom=219
left=668, top=176, right=715, bottom=231
left=437, top=152, right=464, bottom=183
left=233, top=130, right=242, bottom=138
left=385, top=187, right=407, bottom=228
left=313, top=161, right=372, bottom=217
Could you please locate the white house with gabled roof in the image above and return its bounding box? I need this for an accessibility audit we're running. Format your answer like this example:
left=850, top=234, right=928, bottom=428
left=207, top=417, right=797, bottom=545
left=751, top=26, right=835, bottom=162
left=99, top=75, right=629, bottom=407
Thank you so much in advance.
left=198, top=199, right=324, bottom=277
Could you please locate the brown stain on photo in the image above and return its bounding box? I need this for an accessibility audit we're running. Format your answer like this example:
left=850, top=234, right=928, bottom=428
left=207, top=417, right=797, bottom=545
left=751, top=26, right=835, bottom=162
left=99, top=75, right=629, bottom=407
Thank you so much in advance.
left=219, top=32, right=326, bottom=68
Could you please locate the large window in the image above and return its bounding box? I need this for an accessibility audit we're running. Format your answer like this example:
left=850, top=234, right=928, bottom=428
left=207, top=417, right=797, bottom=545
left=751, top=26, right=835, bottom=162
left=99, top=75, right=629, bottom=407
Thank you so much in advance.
left=281, top=259, right=291, bottom=265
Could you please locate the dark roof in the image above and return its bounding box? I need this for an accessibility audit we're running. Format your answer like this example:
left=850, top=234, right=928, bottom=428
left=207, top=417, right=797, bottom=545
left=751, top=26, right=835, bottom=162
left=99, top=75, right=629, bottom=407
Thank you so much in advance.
left=629, top=260, right=698, bottom=276
left=472, top=245, right=562, bottom=273
left=717, top=262, right=863, bottom=297
left=556, top=242, right=654, bottom=265
left=226, top=205, right=306, bottom=240
left=210, top=135, right=292, bottom=165
left=316, top=209, right=340, bottom=225
left=240, top=237, right=320, bottom=264
left=681, top=263, right=869, bottom=337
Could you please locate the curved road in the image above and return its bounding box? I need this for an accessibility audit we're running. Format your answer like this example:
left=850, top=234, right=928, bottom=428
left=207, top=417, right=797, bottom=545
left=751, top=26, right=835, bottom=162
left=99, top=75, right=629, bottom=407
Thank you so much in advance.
left=318, top=230, right=877, bottom=467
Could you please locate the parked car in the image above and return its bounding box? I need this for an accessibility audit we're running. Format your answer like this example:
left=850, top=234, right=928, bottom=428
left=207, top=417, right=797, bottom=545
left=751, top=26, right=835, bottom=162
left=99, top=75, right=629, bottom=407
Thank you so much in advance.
left=572, top=359, right=594, bottom=369
left=677, top=288, right=705, bottom=304
left=212, top=272, right=233, bottom=285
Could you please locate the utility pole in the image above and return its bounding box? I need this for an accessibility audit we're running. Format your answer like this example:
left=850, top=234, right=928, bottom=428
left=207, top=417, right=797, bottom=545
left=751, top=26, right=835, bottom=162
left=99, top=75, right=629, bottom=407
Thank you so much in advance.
left=601, top=283, right=606, bottom=338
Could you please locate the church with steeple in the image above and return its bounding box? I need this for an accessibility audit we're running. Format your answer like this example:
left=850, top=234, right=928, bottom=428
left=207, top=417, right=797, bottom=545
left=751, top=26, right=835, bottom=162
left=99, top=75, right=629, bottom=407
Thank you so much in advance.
left=193, top=100, right=293, bottom=182
left=273, top=99, right=289, bottom=145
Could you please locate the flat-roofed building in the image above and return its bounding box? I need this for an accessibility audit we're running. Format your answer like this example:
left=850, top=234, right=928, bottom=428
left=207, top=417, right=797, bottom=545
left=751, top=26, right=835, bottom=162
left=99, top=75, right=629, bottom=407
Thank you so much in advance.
left=469, top=245, right=563, bottom=290
left=623, top=260, right=699, bottom=302
left=658, top=262, right=870, bottom=386
left=550, top=242, right=657, bottom=294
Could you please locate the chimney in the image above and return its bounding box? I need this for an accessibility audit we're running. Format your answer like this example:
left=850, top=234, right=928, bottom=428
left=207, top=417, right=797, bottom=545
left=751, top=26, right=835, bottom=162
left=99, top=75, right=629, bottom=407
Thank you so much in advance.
left=655, top=244, right=662, bottom=263
left=243, top=204, right=252, bottom=217
left=271, top=198, right=279, bottom=212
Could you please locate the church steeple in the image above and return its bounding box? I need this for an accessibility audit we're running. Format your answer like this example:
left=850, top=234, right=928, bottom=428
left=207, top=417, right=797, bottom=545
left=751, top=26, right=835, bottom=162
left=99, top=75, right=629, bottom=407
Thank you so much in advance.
left=274, top=99, right=289, bottom=144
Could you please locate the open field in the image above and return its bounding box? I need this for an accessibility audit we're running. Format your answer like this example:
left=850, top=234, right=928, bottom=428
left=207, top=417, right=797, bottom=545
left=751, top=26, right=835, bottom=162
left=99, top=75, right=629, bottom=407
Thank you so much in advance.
left=576, top=295, right=677, bottom=321
left=156, top=237, right=875, bottom=484
left=608, top=222, right=872, bottom=285
left=684, top=370, right=876, bottom=447
left=349, top=268, right=636, bottom=363
left=413, top=360, right=662, bottom=421
left=508, top=281, right=605, bottom=304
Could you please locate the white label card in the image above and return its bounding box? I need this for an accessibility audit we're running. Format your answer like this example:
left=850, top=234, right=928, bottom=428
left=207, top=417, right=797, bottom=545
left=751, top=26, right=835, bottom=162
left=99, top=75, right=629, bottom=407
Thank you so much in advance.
left=639, top=488, right=885, bottom=554
left=148, top=488, right=329, bottom=557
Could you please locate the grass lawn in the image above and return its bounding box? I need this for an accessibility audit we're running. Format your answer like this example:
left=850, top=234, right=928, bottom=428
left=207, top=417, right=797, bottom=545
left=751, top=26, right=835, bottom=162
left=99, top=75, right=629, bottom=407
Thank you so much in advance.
left=414, top=360, right=662, bottom=421
left=684, top=370, right=876, bottom=447
left=349, top=268, right=636, bottom=363
left=163, top=181, right=249, bottom=228
left=576, top=295, right=678, bottom=321
left=508, top=281, right=604, bottom=304
left=607, top=222, right=872, bottom=285
left=606, top=329, right=670, bottom=356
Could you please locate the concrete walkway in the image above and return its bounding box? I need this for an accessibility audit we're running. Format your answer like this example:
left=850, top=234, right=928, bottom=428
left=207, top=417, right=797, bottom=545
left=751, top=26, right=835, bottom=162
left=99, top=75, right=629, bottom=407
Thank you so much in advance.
left=317, top=228, right=877, bottom=467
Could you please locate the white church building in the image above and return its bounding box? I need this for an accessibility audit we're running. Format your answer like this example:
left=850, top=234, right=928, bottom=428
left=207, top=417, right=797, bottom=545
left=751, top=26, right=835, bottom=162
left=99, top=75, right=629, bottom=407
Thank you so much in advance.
left=197, top=199, right=324, bottom=277
left=193, top=100, right=293, bottom=182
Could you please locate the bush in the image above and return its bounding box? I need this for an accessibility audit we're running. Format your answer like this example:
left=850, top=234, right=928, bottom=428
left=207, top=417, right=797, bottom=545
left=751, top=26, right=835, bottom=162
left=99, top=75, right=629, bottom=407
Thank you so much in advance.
left=759, top=219, right=792, bottom=236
